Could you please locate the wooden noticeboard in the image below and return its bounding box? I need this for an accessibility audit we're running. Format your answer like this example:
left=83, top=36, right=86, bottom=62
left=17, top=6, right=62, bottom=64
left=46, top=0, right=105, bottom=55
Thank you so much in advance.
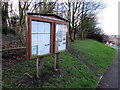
left=27, top=13, right=69, bottom=60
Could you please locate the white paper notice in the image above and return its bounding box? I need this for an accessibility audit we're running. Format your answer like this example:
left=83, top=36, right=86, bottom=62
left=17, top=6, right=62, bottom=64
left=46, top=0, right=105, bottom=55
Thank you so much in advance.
left=56, top=24, right=67, bottom=52
left=44, top=45, right=50, bottom=54
left=44, top=34, right=50, bottom=44
left=44, top=22, right=50, bottom=33
left=32, top=34, right=38, bottom=46
left=32, top=21, right=38, bottom=33
left=38, top=44, right=50, bottom=55
left=31, top=20, right=51, bottom=56
left=38, top=45, right=44, bottom=55
left=37, top=34, right=45, bottom=45
left=32, top=45, right=37, bottom=55
left=44, top=34, right=50, bottom=53
left=38, top=22, right=45, bottom=33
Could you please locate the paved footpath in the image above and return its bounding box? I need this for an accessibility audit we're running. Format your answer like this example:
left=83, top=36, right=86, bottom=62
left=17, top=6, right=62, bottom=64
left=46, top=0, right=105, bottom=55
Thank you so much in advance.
left=98, top=47, right=119, bottom=88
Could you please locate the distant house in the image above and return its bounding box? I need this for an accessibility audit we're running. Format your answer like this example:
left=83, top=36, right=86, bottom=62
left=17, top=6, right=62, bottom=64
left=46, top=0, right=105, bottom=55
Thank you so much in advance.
left=106, top=35, right=119, bottom=46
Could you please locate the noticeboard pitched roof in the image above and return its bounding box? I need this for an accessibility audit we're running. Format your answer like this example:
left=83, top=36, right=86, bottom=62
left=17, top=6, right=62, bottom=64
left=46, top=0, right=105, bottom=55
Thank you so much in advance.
left=27, top=13, right=69, bottom=22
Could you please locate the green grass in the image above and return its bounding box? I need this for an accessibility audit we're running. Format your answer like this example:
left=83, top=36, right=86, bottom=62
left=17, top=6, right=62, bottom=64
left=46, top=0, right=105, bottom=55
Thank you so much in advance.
left=70, top=39, right=116, bottom=74
left=3, top=51, right=98, bottom=88
left=3, top=39, right=116, bottom=88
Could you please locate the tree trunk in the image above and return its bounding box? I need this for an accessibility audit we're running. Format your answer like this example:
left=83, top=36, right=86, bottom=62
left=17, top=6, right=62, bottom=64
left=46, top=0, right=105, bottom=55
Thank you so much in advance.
left=81, top=30, right=84, bottom=40
left=18, top=2, right=28, bottom=46
left=69, top=30, right=74, bottom=42
left=73, top=28, right=77, bottom=40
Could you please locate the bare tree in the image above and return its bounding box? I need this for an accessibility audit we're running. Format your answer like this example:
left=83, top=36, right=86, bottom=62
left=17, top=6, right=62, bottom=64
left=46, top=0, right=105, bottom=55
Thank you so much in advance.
left=18, top=0, right=33, bottom=45
left=2, top=2, right=9, bottom=34
left=18, top=0, right=57, bottom=45
left=60, top=1, right=82, bottom=41
left=79, top=0, right=104, bottom=40
left=55, top=0, right=104, bottom=41
left=30, top=0, right=57, bottom=13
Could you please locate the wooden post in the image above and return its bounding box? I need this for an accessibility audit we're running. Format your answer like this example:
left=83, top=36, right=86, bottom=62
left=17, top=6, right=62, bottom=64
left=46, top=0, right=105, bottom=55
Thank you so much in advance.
left=54, top=53, right=60, bottom=71
left=36, top=58, right=39, bottom=78
left=24, top=57, right=44, bottom=78
left=36, top=57, right=44, bottom=78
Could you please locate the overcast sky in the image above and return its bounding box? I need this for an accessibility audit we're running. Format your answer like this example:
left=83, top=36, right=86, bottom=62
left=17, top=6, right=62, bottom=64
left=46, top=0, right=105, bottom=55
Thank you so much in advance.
left=10, top=0, right=119, bottom=35
left=98, top=0, right=119, bottom=35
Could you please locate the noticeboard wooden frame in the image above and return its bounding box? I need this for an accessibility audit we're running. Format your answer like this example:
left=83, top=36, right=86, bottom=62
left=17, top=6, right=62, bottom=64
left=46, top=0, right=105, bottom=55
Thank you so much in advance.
left=27, top=15, right=69, bottom=60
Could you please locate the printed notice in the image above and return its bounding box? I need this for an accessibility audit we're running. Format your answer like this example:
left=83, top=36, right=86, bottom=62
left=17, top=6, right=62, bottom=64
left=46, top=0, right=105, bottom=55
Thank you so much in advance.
left=31, top=20, right=51, bottom=56
left=56, top=24, right=68, bottom=52
left=32, top=46, right=37, bottom=55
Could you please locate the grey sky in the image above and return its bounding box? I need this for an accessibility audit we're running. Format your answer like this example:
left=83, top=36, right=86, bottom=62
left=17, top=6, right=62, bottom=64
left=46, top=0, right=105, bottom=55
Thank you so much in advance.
left=10, top=0, right=119, bottom=35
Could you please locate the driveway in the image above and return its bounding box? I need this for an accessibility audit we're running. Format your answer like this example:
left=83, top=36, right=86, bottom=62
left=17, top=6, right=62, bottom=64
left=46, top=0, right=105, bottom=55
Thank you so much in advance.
left=97, top=46, right=119, bottom=88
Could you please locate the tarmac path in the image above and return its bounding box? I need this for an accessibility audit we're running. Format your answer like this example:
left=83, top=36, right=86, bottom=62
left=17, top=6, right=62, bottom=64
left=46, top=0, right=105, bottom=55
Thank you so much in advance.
left=98, top=47, right=119, bottom=88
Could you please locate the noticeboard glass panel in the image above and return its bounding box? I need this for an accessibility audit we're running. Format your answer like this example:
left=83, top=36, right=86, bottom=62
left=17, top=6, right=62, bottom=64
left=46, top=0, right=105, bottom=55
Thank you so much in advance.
left=55, top=24, right=68, bottom=52
left=31, top=20, right=51, bottom=56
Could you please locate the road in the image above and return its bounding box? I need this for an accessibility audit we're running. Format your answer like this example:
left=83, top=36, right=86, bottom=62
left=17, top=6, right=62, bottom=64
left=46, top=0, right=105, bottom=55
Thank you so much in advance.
left=98, top=46, right=119, bottom=88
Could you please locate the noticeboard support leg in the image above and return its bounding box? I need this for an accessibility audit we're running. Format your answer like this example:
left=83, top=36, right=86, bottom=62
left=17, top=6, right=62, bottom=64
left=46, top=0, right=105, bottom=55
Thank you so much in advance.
left=24, top=73, right=33, bottom=78
left=54, top=53, right=60, bottom=71
left=36, top=57, right=44, bottom=78
left=36, top=58, right=39, bottom=78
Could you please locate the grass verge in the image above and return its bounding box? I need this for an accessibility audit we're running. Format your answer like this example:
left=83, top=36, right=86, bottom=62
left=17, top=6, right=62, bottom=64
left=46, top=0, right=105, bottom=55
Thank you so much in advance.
left=3, top=51, right=98, bottom=88
left=70, top=39, right=116, bottom=74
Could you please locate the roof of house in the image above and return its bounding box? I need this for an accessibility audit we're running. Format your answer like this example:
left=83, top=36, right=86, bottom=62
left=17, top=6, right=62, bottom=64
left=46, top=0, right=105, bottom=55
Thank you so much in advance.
left=27, top=13, right=69, bottom=22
